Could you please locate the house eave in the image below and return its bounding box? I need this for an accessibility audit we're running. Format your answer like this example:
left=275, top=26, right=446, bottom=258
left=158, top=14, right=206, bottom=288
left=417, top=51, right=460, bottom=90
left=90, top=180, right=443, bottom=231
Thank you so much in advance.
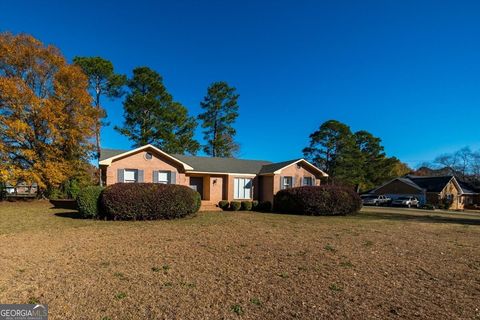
left=99, top=144, right=194, bottom=171
left=271, top=159, right=328, bottom=177
left=185, top=171, right=257, bottom=176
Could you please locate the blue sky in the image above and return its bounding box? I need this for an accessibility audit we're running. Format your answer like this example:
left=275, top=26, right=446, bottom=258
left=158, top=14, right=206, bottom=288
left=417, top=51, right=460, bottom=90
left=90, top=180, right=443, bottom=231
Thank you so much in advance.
left=1, top=0, right=479, bottom=167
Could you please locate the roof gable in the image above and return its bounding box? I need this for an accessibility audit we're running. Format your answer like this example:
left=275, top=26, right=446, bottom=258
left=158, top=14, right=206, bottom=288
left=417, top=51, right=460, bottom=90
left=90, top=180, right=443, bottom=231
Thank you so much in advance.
left=258, top=159, right=301, bottom=175
left=371, top=177, right=424, bottom=195
left=99, top=145, right=194, bottom=170
left=258, top=159, right=328, bottom=176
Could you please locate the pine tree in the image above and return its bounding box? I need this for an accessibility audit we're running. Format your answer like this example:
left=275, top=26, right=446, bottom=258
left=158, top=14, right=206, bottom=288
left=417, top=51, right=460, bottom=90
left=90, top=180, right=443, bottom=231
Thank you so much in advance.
left=73, top=56, right=126, bottom=186
left=198, top=81, right=239, bottom=157
left=303, top=120, right=407, bottom=190
left=115, top=67, right=199, bottom=154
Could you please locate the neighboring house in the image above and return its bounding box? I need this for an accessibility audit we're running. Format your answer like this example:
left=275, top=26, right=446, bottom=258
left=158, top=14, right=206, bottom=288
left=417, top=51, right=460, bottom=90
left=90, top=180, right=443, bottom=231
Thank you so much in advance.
left=368, top=175, right=479, bottom=210
left=99, top=144, right=328, bottom=208
left=1, top=182, right=38, bottom=197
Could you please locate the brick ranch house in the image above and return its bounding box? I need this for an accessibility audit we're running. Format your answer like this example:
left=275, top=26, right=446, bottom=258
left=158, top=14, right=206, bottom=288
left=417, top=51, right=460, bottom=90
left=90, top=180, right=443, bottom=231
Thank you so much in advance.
left=368, top=175, right=479, bottom=210
left=99, top=144, right=328, bottom=210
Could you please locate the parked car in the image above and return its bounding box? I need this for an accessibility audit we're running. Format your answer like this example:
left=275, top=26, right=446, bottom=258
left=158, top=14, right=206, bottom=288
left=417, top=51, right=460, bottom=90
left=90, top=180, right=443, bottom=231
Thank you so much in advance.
left=361, top=194, right=391, bottom=206
left=391, top=196, right=420, bottom=208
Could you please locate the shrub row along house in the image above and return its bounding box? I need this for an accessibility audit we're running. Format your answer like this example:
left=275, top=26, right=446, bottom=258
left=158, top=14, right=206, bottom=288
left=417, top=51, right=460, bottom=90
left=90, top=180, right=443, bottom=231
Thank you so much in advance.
left=99, top=145, right=328, bottom=210
left=366, top=175, right=479, bottom=210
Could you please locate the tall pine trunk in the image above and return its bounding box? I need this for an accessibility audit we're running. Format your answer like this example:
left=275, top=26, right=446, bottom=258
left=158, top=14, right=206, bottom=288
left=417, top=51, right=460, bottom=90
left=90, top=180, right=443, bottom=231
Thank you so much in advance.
left=95, top=85, right=103, bottom=187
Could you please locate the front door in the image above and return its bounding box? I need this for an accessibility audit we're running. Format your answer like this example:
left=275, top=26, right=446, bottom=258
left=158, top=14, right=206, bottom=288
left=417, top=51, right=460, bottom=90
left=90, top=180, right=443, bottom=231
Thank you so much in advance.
left=189, top=177, right=204, bottom=200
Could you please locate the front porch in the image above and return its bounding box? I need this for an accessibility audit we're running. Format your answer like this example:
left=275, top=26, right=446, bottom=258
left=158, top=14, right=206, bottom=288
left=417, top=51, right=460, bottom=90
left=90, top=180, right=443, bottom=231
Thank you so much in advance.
left=188, top=173, right=228, bottom=211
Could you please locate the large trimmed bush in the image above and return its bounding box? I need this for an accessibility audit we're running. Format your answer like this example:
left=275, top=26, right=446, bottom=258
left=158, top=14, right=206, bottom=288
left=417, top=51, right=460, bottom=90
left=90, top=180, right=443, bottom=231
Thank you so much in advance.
left=76, top=186, right=103, bottom=218
left=100, top=183, right=201, bottom=220
left=273, top=185, right=361, bottom=216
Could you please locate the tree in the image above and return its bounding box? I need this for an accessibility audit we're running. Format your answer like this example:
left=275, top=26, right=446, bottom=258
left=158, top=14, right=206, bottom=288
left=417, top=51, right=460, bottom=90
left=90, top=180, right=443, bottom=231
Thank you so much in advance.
left=421, top=147, right=480, bottom=187
left=303, top=120, right=407, bottom=190
left=73, top=56, right=126, bottom=185
left=0, top=33, right=98, bottom=195
left=354, top=130, right=405, bottom=190
left=390, top=160, right=412, bottom=177
left=115, top=67, right=199, bottom=154
left=303, top=120, right=363, bottom=186
left=198, top=81, right=240, bottom=157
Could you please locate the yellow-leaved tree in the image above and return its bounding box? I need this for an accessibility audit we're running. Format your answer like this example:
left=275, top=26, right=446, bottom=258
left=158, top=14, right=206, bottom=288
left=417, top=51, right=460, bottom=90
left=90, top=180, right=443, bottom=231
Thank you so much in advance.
left=0, top=33, right=98, bottom=196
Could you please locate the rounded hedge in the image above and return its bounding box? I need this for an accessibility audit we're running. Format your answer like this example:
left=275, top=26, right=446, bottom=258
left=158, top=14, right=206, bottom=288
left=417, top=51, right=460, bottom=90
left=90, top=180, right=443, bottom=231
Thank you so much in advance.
left=218, top=200, right=229, bottom=210
left=241, top=201, right=253, bottom=211
left=273, top=185, right=361, bottom=216
left=76, top=186, right=104, bottom=218
left=100, top=183, right=201, bottom=220
left=230, top=201, right=241, bottom=211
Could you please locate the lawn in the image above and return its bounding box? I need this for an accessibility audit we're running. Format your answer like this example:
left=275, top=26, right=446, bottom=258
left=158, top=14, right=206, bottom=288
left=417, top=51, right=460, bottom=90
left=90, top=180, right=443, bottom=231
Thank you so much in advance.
left=0, top=201, right=479, bottom=319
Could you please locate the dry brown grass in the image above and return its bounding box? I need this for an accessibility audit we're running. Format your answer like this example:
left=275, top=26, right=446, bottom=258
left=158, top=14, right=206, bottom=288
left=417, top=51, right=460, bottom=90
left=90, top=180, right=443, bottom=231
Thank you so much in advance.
left=0, top=201, right=479, bottom=319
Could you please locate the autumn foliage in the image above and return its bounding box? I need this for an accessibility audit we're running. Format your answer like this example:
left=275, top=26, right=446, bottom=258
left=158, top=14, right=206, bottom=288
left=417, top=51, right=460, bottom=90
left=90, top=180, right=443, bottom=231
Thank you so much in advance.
left=0, top=33, right=99, bottom=194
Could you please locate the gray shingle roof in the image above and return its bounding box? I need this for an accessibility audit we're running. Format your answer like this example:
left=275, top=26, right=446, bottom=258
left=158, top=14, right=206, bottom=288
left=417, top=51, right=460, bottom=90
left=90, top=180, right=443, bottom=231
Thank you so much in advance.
left=396, top=177, right=424, bottom=191
left=100, top=148, right=273, bottom=174
left=406, top=175, right=455, bottom=193
left=171, top=154, right=272, bottom=174
left=100, top=149, right=128, bottom=161
left=257, top=159, right=301, bottom=174
left=455, top=180, right=479, bottom=194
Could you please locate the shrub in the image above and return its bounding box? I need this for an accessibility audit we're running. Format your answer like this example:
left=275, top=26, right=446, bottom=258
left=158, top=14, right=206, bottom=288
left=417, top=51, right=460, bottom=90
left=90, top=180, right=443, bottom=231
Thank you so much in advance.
left=100, top=183, right=201, bottom=220
left=218, top=200, right=229, bottom=210
left=65, top=179, right=81, bottom=199
left=273, top=185, right=361, bottom=216
left=257, top=201, right=272, bottom=212
left=47, top=188, right=67, bottom=200
left=241, top=201, right=253, bottom=211
left=230, top=201, right=241, bottom=211
left=76, top=186, right=103, bottom=218
left=252, top=200, right=259, bottom=210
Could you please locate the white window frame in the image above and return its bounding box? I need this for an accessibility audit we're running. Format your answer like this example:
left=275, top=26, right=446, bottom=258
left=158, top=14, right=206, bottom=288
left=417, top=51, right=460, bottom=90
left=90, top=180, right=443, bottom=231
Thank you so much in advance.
left=158, top=171, right=169, bottom=184
left=283, top=176, right=293, bottom=189
left=124, top=169, right=138, bottom=183
left=234, top=178, right=253, bottom=200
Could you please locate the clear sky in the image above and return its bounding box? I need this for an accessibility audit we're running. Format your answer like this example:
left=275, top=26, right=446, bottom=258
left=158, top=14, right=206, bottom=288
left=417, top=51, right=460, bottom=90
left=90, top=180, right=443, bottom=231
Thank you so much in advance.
left=1, top=0, right=479, bottom=167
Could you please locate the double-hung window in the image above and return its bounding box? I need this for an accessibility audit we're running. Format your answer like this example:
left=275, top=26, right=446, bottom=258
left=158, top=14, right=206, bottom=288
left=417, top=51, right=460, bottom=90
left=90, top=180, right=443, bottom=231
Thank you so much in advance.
left=282, top=176, right=293, bottom=189
left=124, top=169, right=138, bottom=183
left=303, top=177, right=313, bottom=186
left=158, top=171, right=169, bottom=184
left=234, top=178, right=252, bottom=199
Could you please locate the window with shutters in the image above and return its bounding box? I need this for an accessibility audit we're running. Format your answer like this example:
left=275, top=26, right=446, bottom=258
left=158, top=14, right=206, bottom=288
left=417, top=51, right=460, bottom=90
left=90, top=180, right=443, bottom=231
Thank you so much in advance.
left=282, top=176, right=293, bottom=189
left=234, top=178, right=252, bottom=199
left=303, top=177, right=313, bottom=186
left=158, top=171, right=169, bottom=184
left=124, top=169, right=138, bottom=183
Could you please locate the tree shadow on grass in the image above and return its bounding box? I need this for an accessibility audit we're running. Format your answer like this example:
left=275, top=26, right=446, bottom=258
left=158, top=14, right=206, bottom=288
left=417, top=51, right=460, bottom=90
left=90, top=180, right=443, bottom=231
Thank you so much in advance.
left=54, top=211, right=84, bottom=219
left=359, top=211, right=480, bottom=226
